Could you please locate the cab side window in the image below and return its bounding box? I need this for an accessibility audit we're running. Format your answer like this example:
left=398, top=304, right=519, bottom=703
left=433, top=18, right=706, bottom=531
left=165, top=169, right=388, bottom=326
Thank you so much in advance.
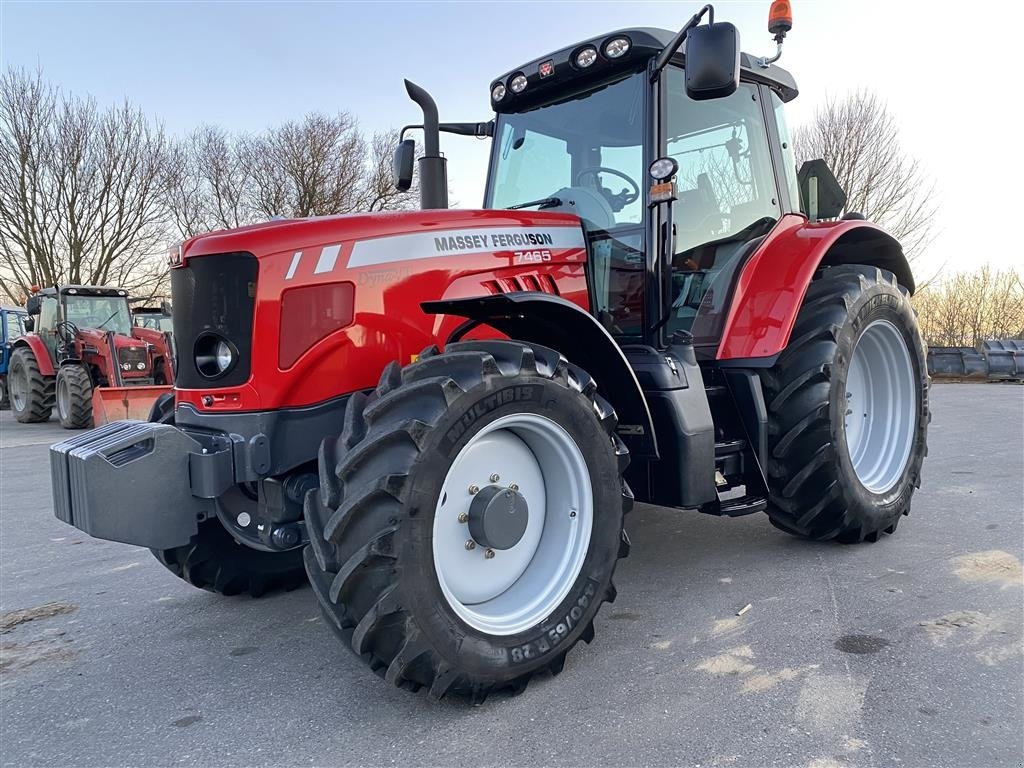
left=39, top=297, right=58, bottom=331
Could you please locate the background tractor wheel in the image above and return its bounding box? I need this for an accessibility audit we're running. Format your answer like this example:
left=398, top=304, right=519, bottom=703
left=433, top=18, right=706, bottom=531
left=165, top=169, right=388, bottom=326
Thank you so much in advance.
left=56, top=364, right=94, bottom=429
left=147, top=395, right=308, bottom=597
left=9, top=347, right=54, bottom=423
left=760, top=264, right=929, bottom=543
left=304, top=340, right=631, bottom=701
left=0, top=376, right=8, bottom=409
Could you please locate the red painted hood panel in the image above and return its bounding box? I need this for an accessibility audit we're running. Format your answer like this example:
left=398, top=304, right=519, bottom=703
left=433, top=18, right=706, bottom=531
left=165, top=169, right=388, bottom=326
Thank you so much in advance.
left=181, top=209, right=585, bottom=261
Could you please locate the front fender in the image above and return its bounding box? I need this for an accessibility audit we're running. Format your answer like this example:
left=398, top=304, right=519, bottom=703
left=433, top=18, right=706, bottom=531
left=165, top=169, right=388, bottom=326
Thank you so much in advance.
left=422, top=293, right=657, bottom=458
left=13, top=336, right=55, bottom=376
left=718, top=215, right=912, bottom=360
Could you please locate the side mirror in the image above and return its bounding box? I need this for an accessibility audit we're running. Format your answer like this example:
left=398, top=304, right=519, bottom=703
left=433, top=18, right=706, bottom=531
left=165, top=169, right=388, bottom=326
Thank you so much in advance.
left=25, top=296, right=41, bottom=315
left=684, top=22, right=741, bottom=101
left=797, top=159, right=847, bottom=221
left=393, top=139, right=416, bottom=192
left=23, top=316, right=34, bottom=332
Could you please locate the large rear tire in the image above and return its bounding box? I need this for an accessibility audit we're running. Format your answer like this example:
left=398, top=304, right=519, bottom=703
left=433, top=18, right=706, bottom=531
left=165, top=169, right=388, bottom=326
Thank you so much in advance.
left=56, top=364, right=94, bottom=429
left=147, top=395, right=308, bottom=597
left=303, top=340, right=631, bottom=700
left=9, top=347, right=54, bottom=423
left=760, top=265, right=929, bottom=543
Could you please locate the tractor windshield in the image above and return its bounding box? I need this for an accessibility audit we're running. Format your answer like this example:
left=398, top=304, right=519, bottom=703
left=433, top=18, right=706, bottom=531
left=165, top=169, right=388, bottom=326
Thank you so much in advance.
left=486, top=71, right=648, bottom=336
left=64, top=296, right=132, bottom=335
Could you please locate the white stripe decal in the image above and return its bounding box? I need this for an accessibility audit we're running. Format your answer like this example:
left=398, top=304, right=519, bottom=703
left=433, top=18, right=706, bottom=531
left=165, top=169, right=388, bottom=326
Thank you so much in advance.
left=347, top=227, right=585, bottom=268
left=314, top=244, right=342, bottom=274
left=285, top=251, right=302, bottom=280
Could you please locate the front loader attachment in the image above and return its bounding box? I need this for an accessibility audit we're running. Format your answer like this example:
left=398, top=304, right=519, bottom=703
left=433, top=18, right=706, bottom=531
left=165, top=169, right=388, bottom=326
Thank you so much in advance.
left=91, top=385, right=172, bottom=426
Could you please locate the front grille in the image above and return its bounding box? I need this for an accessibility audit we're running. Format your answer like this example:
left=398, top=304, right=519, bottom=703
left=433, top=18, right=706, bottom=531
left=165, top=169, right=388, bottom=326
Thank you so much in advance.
left=172, top=252, right=258, bottom=389
left=118, top=346, right=148, bottom=368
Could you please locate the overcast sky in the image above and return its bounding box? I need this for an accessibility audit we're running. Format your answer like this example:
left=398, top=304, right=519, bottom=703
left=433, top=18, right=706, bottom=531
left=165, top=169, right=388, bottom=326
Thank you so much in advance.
left=2, top=0, right=1019, bottom=278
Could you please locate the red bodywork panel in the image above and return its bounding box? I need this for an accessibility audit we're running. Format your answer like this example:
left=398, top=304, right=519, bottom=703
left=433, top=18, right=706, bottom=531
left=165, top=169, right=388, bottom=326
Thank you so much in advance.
left=717, top=215, right=899, bottom=360
left=14, top=335, right=55, bottom=376
left=177, top=209, right=588, bottom=413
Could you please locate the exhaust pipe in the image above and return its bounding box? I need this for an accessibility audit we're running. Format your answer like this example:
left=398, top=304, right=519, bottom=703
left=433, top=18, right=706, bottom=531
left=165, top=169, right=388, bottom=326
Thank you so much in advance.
left=404, top=80, right=448, bottom=210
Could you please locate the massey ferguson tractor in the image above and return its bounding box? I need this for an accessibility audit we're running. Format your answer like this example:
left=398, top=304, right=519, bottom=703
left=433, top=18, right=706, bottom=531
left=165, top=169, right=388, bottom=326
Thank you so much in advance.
left=11, top=285, right=174, bottom=428
left=50, top=2, right=929, bottom=701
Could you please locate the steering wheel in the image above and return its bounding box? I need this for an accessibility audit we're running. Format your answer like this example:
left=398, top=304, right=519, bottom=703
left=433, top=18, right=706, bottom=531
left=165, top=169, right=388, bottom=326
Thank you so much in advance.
left=575, top=166, right=640, bottom=211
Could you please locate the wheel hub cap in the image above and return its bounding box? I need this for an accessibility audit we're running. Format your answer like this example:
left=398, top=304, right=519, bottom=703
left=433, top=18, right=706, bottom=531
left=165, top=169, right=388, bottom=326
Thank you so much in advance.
left=844, top=319, right=916, bottom=494
left=432, top=413, right=593, bottom=636
left=468, top=485, right=529, bottom=550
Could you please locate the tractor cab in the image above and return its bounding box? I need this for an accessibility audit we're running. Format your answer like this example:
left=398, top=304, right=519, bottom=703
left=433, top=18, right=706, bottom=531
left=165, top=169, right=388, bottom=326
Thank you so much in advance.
left=26, top=286, right=140, bottom=370
left=482, top=27, right=801, bottom=353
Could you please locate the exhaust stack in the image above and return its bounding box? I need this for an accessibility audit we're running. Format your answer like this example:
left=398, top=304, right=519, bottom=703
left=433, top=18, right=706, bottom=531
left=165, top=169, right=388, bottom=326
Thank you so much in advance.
left=404, top=80, right=448, bottom=210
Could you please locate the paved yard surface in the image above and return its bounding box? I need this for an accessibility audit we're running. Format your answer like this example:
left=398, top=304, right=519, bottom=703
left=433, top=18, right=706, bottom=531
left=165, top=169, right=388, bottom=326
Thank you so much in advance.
left=1, top=383, right=1022, bottom=768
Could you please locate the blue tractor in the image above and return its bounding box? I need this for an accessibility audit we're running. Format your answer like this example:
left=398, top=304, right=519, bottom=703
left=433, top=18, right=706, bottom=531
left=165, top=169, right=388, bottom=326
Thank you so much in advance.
left=1, top=306, right=28, bottom=409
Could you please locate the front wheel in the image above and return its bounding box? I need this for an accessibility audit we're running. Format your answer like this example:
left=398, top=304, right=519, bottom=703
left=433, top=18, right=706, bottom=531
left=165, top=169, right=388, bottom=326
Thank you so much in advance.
left=56, top=364, right=94, bottom=429
left=760, top=265, right=929, bottom=542
left=304, top=340, right=631, bottom=700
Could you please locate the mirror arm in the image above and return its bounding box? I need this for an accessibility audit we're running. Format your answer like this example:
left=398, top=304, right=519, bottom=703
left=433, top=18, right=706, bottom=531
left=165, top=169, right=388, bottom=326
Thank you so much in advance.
left=651, top=3, right=714, bottom=81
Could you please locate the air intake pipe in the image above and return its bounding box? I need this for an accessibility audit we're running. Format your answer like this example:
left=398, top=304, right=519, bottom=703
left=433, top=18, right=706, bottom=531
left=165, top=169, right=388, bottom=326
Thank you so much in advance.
left=404, top=80, right=448, bottom=210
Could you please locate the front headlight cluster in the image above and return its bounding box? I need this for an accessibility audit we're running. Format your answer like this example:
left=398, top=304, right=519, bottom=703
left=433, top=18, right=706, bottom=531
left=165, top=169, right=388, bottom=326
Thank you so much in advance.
left=194, top=333, right=237, bottom=379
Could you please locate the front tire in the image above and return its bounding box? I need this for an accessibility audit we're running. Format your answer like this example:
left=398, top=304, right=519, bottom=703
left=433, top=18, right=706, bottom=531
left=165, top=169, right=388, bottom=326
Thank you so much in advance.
left=9, top=347, right=54, bottom=423
left=760, top=265, right=929, bottom=542
left=56, top=364, right=94, bottom=429
left=304, top=340, right=631, bottom=700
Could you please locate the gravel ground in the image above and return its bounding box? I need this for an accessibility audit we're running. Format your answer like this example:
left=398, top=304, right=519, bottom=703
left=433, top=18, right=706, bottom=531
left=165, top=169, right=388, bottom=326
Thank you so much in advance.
left=1, top=382, right=1022, bottom=768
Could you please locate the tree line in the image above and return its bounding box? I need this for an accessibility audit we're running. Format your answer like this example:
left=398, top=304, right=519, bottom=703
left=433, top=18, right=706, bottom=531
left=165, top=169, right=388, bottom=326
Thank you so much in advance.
left=0, top=67, right=417, bottom=304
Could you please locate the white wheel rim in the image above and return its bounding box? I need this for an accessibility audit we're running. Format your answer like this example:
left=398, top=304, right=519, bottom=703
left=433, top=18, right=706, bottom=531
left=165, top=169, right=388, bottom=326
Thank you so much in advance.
left=432, top=413, right=593, bottom=636
left=844, top=319, right=917, bottom=493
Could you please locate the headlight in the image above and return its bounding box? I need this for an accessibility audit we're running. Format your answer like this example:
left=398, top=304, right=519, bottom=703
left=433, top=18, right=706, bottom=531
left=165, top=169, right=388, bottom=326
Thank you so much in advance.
left=214, top=341, right=233, bottom=372
left=194, top=333, right=237, bottom=379
left=509, top=74, right=528, bottom=94
left=604, top=37, right=631, bottom=59
left=136, top=362, right=146, bottom=371
left=491, top=83, right=506, bottom=102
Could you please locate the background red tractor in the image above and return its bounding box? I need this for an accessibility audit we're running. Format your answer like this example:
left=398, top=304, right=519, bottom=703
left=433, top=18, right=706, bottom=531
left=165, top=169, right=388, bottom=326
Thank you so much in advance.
left=11, top=285, right=174, bottom=428
left=51, top=2, right=929, bottom=701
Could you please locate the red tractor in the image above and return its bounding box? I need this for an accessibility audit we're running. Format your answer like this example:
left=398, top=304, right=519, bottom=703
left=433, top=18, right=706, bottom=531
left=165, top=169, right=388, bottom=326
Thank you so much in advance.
left=11, top=285, right=174, bottom=428
left=50, top=3, right=929, bottom=701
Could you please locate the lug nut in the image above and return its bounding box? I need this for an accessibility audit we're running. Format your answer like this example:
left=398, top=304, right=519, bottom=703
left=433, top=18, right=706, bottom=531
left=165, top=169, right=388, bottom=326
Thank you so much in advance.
left=468, top=484, right=480, bottom=495
left=509, top=483, right=519, bottom=491
left=484, top=548, right=495, bottom=559
left=464, top=539, right=476, bottom=550
left=457, top=512, right=469, bottom=524
left=489, top=473, right=500, bottom=483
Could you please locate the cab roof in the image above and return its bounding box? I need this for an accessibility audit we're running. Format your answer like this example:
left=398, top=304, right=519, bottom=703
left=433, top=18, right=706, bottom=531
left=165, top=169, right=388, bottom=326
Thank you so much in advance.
left=490, top=27, right=798, bottom=113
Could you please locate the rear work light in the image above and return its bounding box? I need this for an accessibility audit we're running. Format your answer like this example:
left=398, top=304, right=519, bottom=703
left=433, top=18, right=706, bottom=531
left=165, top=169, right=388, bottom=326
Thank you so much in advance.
left=491, top=83, right=506, bottom=102
left=509, top=73, right=528, bottom=94
left=278, top=281, right=355, bottom=369
left=604, top=37, right=631, bottom=58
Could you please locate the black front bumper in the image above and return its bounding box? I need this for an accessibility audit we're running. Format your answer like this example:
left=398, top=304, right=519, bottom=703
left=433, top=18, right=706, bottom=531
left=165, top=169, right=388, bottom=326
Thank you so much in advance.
left=49, top=395, right=350, bottom=551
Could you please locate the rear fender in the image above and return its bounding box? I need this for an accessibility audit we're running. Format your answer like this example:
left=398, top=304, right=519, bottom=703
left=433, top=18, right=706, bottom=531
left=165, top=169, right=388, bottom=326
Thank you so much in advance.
left=717, top=215, right=913, bottom=360
left=422, top=293, right=657, bottom=458
left=13, top=336, right=55, bottom=376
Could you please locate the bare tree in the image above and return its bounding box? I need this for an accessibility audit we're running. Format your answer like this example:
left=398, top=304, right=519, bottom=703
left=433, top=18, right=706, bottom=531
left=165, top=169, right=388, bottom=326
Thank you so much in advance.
left=0, top=67, right=169, bottom=303
left=164, top=114, right=418, bottom=235
left=913, top=266, right=1024, bottom=347
left=794, top=89, right=937, bottom=263
left=163, top=125, right=250, bottom=238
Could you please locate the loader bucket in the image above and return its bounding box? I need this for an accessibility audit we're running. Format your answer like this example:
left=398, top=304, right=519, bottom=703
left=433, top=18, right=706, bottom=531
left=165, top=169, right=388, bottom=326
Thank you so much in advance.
left=91, top=385, right=173, bottom=426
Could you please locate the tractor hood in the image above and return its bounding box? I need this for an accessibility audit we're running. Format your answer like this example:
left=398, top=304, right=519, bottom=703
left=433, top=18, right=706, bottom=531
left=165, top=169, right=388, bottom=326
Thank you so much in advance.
left=177, top=209, right=586, bottom=265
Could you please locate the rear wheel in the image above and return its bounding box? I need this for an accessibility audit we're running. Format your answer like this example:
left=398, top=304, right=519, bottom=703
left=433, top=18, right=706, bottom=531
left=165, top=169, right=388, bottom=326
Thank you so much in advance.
left=56, top=364, right=94, bottom=429
left=9, top=347, right=54, bottom=423
left=148, top=396, right=308, bottom=597
left=304, top=340, right=631, bottom=700
left=760, top=265, right=929, bottom=542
